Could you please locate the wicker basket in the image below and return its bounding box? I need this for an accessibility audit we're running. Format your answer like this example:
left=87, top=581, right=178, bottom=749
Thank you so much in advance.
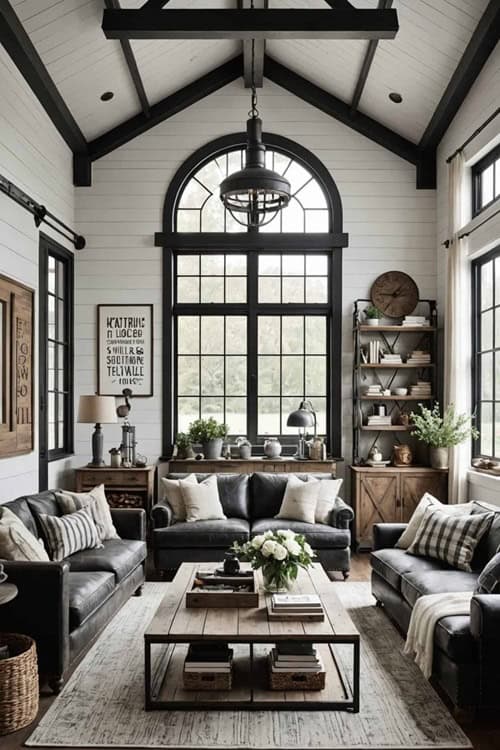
left=183, top=670, right=232, bottom=691
left=269, top=655, right=325, bottom=691
left=0, top=633, right=39, bottom=735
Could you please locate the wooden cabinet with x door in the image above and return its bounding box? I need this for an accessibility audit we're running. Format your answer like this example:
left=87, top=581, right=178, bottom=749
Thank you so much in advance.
left=351, top=466, right=448, bottom=549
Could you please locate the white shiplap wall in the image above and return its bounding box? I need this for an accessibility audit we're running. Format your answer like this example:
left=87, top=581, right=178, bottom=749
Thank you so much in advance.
left=436, top=42, right=500, bottom=506
left=0, top=45, right=75, bottom=501
left=74, top=78, right=436, bottom=500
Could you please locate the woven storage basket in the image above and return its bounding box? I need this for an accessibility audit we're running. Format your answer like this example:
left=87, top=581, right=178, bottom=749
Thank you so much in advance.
left=183, top=670, right=232, bottom=691
left=269, top=656, right=326, bottom=691
left=0, top=633, right=39, bottom=735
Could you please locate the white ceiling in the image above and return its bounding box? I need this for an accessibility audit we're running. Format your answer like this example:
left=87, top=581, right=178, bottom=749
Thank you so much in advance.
left=9, top=0, right=490, bottom=144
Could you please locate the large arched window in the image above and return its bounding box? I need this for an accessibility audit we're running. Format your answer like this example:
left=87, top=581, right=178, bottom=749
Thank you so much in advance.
left=160, top=134, right=347, bottom=456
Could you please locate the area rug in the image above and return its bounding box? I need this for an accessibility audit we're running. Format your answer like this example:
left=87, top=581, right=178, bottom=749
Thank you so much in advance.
left=26, top=582, right=471, bottom=749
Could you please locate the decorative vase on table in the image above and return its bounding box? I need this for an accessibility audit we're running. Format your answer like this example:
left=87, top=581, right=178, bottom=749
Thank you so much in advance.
left=264, top=437, right=282, bottom=458
left=202, top=438, right=223, bottom=460
left=429, top=446, right=449, bottom=469
left=261, top=565, right=292, bottom=593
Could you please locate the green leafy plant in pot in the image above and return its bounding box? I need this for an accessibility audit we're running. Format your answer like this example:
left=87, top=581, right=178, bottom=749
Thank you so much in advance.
left=364, top=305, right=383, bottom=326
left=175, top=432, right=194, bottom=459
left=410, top=403, right=479, bottom=469
left=188, top=418, right=228, bottom=460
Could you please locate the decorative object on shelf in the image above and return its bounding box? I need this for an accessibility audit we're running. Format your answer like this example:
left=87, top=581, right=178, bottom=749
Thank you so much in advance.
left=370, top=271, right=419, bottom=318
left=109, top=447, right=121, bottom=468
left=264, top=436, right=282, bottom=459
left=364, top=304, right=383, bottom=326
left=309, top=436, right=324, bottom=461
left=393, top=387, right=408, bottom=396
left=0, top=273, right=34, bottom=458
left=393, top=443, right=413, bottom=466
left=97, top=304, right=153, bottom=396
left=368, top=445, right=383, bottom=463
left=398, top=413, right=411, bottom=427
left=410, top=403, right=479, bottom=470
left=174, top=432, right=195, bottom=460
left=188, top=418, right=228, bottom=460
left=235, top=436, right=252, bottom=459
left=78, top=395, right=117, bottom=467
left=219, top=40, right=290, bottom=228
left=135, top=454, right=147, bottom=468
left=286, top=400, right=317, bottom=459
left=232, top=530, right=315, bottom=593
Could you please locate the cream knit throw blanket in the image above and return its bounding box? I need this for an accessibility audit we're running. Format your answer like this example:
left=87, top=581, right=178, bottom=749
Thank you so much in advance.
left=403, top=592, right=473, bottom=679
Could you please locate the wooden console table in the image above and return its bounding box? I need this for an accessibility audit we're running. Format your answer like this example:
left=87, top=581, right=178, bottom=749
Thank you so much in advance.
left=75, top=465, right=156, bottom=513
left=167, top=458, right=337, bottom=475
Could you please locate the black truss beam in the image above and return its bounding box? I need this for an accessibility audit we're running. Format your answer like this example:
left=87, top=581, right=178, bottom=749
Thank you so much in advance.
left=102, top=8, right=399, bottom=40
left=239, top=0, right=267, bottom=88
left=0, top=0, right=87, bottom=156
left=84, top=56, right=243, bottom=169
left=105, top=0, right=150, bottom=117
left=155, top=233, right=349, bottom=249
left=419, top=0, right=500, bottom=154
left=350, top=0, right=392, bottom=114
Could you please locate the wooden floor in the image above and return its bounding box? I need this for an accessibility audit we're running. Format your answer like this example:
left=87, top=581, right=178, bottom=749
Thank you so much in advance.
left=2, top=554, right=500, bottom=750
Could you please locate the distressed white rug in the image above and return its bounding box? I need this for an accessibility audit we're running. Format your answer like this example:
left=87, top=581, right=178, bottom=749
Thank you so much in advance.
left=27, top=582, right=471, bottom=749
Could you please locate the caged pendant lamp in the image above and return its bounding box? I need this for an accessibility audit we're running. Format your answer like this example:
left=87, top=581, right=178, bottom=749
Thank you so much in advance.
left=220, top=39, right=291, bottom=228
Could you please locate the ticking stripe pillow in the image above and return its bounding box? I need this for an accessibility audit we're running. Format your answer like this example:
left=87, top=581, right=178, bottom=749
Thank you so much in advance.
left=407, top=507, right=494, bottom=572
left=38, top=508, right=103, bottom=562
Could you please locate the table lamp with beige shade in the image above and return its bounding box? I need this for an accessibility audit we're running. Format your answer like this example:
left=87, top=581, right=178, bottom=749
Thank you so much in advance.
left=78, top=395, right=117, bottom=467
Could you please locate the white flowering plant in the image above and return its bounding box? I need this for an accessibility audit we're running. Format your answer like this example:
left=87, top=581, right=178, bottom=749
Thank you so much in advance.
left=231, top=529, right=315, bottom=591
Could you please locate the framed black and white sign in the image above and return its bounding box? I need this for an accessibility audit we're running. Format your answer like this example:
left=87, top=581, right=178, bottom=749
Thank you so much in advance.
left=97, top=304, right=153, bottom=397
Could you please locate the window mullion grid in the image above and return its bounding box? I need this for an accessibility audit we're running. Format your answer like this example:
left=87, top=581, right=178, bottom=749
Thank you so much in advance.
left=247, top=250, right=258, bottom=443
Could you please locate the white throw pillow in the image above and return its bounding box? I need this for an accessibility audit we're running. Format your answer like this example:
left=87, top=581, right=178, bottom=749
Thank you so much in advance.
left=160, top=474, right=197, bottom=522
left=396, top=493, right=474, bottom=550
left=314, top=478, right=344, bottom=525
left=0, top=506, right=49, bottom=562
left=179, top=475, right=226, bottom=523
left=275, top=475, right=321, bottom=524
left=56, top=484, right=119, bottom=541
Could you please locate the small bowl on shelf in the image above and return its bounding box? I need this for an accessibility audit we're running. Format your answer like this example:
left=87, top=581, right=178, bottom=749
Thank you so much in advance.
left=392, top=387, right=408, bottom=397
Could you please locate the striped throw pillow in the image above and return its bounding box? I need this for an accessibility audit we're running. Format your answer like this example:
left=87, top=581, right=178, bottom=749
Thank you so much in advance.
left=407, top=507, right=494, bottom=572
left=38, top=508, right=103, bottom=562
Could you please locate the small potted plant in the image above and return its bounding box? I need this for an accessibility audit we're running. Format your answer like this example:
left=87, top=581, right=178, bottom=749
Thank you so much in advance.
left=410, top=403, right=479, bottom=469
left=175, top=432, right=194, bottom=459
left=232, top=530, right=315, bottom=592
left=188, top=418, right=228, bottom=460
left=364, top=305, right=383, bottom=326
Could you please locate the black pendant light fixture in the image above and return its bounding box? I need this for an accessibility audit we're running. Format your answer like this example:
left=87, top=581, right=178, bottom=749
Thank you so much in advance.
left=220, top=37, right=291, bottom=228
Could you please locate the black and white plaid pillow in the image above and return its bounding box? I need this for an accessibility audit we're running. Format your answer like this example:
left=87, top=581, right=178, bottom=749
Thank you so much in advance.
left=407, top=507, right=494, bottom=572
left=38, top=508, right=103, bottom=562
left=475, top=551, right=500, bottom=594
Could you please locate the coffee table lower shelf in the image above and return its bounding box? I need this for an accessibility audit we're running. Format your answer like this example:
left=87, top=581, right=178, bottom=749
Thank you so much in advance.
left=145, top=641, right=359, bottom=712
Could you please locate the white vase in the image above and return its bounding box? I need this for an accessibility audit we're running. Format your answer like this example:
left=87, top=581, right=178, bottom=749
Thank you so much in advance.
left=430, top=447, right=449, bottom=469
left=365, top=319, right=380, bottom=326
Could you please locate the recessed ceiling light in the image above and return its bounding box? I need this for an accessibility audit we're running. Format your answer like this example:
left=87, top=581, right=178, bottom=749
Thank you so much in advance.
left=100, top=91, right=114, bottom=102
left=389, top=92, right=403, bottom=104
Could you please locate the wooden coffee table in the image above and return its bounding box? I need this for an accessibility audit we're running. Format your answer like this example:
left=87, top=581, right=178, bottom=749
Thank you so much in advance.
left=144, top=562, right=360, bottom=712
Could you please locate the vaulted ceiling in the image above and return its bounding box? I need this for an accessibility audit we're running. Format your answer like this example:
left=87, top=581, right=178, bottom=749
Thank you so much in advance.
left=3, top=0, right=499, bottom=188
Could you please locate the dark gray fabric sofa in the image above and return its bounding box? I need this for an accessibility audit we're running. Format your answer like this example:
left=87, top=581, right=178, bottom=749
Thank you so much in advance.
left=151, top=472, right=354, bottom=576
left=371, top=499, right=500, bottom=711
left=1, top=490, right=147, bottom=693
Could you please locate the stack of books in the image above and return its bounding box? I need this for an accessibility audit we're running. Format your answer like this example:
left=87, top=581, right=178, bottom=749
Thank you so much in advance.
left=367, top=414, right=392, bottom=427
left=184, top=643, right=233, bottom=674
left=270, top=594, right=324, bottom=619
left=270, top=642, right=323, bottom=674
left=364, top=384, right=382, bottom=397
left=380, top=353, right=403, bottom=364
left=409, top=380, right=432, bottom=397
left=369, top=340, right=380, bottom=364
left=407, top=350, right=431, bottom=365
left=401, top=315, right=430, bottom=327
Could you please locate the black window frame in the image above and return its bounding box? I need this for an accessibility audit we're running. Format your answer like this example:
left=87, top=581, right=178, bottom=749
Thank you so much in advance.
left=471, top=244, right=500, bottom=462
left=39, top=233, right=74, bottom=480
left=472, top=143, right=500, bottom=218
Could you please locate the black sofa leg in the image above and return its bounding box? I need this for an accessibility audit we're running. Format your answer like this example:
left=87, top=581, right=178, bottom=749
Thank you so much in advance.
left=48, top=676, right=64, bottom=694
left=342, top=571, right=350, bottom=580
left=134, top=585, right=144, bottom=597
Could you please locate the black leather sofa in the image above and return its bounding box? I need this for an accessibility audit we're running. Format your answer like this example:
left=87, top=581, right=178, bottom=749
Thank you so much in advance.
left=1, top=491, right=147, bottom=693
left=371, top=499, right=500, bottom=711
left=152, top=472, right=354, bottom=576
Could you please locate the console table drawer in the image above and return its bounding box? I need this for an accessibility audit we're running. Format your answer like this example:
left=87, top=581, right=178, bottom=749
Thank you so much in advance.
left=79, top=470, right=149, bottom=487
left=75, top=465, right=156, bottom=514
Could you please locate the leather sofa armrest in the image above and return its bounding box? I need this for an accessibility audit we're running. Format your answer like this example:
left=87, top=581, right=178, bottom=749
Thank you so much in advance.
left=151, top=502, right=174, bottom=529
left=331, top=498, right=354, bottom=529
left=111, top=508, right=146, bottom=540
left=372, top=523, right=407, bottom=550
left=470, top=594, right=500, bottom=640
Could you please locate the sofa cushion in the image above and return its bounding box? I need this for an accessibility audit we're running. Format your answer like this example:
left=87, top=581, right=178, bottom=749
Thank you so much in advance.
left=68, top=571, right=115, bottom=629
left=475, top=551, right=500, bottom=594
left=3, top=498, right=38, bottom=538
left=401, top=569, right=479, bottom=607
left=250, top=473, right=332, bottom=520
left=66, top=539, right=146, bottom=582
left=471, top=501, right=500, bottom=568
left=153, top=518, right=250, bottom=549
left=371, top=548, right=444, bottom=591
left=25, top=492, right=61, bottom=538
left=251, top=518, right=349, bottom=549
left=166, top=473, right=250, bottom=520
left=434, top=615, right=477, bottom=663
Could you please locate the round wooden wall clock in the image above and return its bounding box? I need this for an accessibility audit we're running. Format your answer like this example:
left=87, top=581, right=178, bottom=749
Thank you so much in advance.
left=370, top=271, right=419, bottom=318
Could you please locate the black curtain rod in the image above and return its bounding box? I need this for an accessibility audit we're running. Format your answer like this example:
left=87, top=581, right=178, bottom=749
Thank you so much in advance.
left=441, top=205, right=500, bottom=247
left=0, top=173, right=85, bottom=250
left=446, top=107, right=500, bottom=164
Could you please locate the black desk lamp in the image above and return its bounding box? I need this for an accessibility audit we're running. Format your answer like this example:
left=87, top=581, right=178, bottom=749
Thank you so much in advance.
left=286, top=400, right=317, bottom=459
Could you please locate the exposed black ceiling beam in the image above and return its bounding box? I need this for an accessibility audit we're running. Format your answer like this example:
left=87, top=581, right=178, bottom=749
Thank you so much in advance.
left=350, top=0, right=392, bottom=114
left=141, top=0, right=170, bottom=7
left=155, top=232, right=349, bottom=249
left=105, top=0, right=150, bottom=118
left=0, top=0, right=87, bottom=155
left=102, top=8, right=399, bottom=40
left=419, top=0, right=500, bottom=153
left=239, top=0, right=267, bottom=88
left=324, top=1, right=355, bottom=8
left=85, top=56, right=243, bottom=169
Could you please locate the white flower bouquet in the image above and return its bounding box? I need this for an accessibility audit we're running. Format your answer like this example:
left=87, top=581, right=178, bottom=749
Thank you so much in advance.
left=231, top=529, right=315, bottom=592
